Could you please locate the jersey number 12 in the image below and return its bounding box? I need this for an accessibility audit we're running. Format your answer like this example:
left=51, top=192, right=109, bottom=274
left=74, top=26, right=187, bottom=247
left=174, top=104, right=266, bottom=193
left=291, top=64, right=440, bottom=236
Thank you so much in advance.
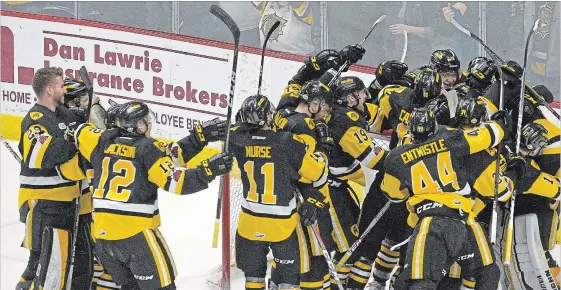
left=93, top=157, right=136, bottom=202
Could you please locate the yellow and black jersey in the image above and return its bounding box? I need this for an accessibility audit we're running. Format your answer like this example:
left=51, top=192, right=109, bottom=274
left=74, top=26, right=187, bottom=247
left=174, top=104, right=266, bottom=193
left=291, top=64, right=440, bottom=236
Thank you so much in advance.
left=274, top=108, right=317, bottom=151
left=157, top=134, right=206, bottom=168
left=228, top=125, right=328, bottom=242
left=327, top=105, right=387, bottom=186
left=17, top=104, right=84, bottom=210
left=381, top=122, right=505, bottom=224
left=74, top=124, right=212, bottom=240
left=517, top=158, right=560, bottom=200
left=376, top=85, right=421, bottom=149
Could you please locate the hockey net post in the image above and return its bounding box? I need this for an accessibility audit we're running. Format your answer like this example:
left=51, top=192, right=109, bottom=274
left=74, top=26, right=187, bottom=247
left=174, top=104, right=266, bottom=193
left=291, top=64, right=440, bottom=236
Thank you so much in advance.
left=207, top=131, right=392, bottom=289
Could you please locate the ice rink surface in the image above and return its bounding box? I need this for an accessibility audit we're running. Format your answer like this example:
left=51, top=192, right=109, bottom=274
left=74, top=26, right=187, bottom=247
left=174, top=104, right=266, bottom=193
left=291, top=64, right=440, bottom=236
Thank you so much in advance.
left=1, top=140, right=559, bottom=289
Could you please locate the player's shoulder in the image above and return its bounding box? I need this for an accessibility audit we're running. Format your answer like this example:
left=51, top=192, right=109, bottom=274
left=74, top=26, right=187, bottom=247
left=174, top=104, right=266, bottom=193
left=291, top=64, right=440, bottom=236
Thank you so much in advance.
left=330, top=105, right=366, bottom=129
left=286, top=113, right=316, bottom=135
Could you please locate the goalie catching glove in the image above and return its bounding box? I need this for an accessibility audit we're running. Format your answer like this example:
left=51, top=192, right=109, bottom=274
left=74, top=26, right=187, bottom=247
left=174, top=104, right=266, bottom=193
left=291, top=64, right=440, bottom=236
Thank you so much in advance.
left=197, top=152, right=233, bottom=183
left=191, top=117, right=228, bottom=146
left=299, top=196, right=327, bottom=226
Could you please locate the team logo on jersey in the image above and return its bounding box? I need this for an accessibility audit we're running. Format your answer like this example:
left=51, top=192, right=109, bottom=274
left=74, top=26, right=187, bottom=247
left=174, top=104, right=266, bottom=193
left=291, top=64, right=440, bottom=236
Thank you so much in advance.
left=536, top=3, right=553, bottom=39
left=30, top=112, right=43, bottom=120
left=172, top=169, right=182, bottom=182
left=27, top=125, right=45, bottom=140
left=254, top=232, right=265, bottom=238
left=261, top=13, right=287, bottom=41
left=170, top=144, right=179, bottom=158
left=347, top=111, right=360, bottom=121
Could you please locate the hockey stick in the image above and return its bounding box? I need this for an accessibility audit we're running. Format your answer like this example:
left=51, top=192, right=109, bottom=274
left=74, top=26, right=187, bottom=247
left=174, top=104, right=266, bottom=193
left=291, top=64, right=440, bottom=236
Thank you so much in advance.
left=257, top=20, right=281, bottom=96
left=449, top=16, right=508, bottom=246
left=296, top=191, right=344, bottom=290
left=1, top=137, right=22, bottom=164
left=327, top=15, right=387, bottom=87
left=400, top=30, right=408, bottom=63
left=79, top=66, right=94, bottom=122
left=504, top=19, right=540, bottom=266
left=210, top=4, right=240, bottom=257
left=335, top=200, right=391, bottom=270
left=66, top=66, right=94, bottom=289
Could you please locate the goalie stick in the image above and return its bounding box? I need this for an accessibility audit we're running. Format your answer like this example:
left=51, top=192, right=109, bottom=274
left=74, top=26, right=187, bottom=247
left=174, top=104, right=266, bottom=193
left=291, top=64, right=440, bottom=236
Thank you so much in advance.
left=504, top=19, right=541, bottom=266
left=257, top=20, right=281, bottom=96
left=65, top=65, right=95, bottom=290
left=209, top=4, right=239, bottom=289
left=335, top=200, right=391, bottom=270
left=1, top=137, right=22, bottom=164
left=296, top=191, right=345, bottom=290
left=327, top=15, right=387, bottom=87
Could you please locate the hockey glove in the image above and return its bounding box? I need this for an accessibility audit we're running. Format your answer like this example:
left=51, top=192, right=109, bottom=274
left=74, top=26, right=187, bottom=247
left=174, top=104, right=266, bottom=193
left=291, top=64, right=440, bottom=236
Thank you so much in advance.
left=191, top=118, right=228, bottom=146
left=315, top=121, right=335, bottom=155
left=307, top=49, right=343, bottom=73
left=197, top=152, right=233, bottom=183
left=505, top=154, right=527, bottom=191
left=490, top=110, right=513, bottom=138
left=371, top=60, right=409, bottom=89
left=340, top=44, right=366, bottom=66
left=500, top=60, right=523, bottom=85
left=299, top=196, right=326, bottom=226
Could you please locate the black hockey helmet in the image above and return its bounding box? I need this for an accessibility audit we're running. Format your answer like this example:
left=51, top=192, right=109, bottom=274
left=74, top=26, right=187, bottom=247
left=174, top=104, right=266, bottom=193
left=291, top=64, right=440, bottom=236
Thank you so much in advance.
left=400, top=67, right=427, bottom=88
left=63, top=78, right=88, bottom=105
left=430, top=49, right=460, bottom=73
left=105, top=103, right=123, bottom=129
left=455, top=97, right=487, bottom=127
left=413, top=69, right=442, bottom=105
left=466, top=57, right=496, bottom=89
left=300, top=80, right=334, bottom=105
left=520, top=122, right=548, bottom=156
left=239, top=94, right=275, bottom=127
left=408, top=108, right=437, bottom=143
left=334, top=76, right=370, bottom=107
left=115, top=101, right=152, bottom=136
left=425, top=97, right=450, bottom=126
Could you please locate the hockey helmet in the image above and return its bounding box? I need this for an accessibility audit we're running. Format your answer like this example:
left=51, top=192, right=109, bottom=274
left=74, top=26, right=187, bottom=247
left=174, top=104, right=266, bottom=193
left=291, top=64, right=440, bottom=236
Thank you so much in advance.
left=520, top=122, right=548, bottom=156
left=334, top=76, right=370, bottom=107
left=239, top=94, right=275, bottom=127
left=408, top=108, right=437, bottom=143
left=430, top=49, right=460, bottom=73
left=115, top=101, right=152, bottom=136
left=455, top=97, right=487, bottom=127
left=63, top=78, right=88, bottom=106
left=466, top=57, right=496, bottom=89
left=425, top=97, right=450, bottom=126
left=413, top=69, right=442, bottom=105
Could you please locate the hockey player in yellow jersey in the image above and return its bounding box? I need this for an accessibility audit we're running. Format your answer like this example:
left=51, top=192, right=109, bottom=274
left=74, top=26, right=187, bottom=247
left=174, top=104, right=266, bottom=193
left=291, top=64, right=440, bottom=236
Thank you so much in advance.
left=381, top=107, right=513, bottom=289
left=375, top=68, right=442, bottom=149
left=16, top=67, right=97, bottom=290
left=229, top=95, right=330, bottom=290
left=319, top=76, right=387, bottom=287
left=72, top=101, right=232, bottom=290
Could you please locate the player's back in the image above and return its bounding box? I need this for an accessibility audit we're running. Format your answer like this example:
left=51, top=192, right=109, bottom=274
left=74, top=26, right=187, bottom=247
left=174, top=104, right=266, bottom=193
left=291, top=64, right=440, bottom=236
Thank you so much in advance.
left=89, top=129, right=164, bottom=240
left=229, top=125, right=320, bottom=242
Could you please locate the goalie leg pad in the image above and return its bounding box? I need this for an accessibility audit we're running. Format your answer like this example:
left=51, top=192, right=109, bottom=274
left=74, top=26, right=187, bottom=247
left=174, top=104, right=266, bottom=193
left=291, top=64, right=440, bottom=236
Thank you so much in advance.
left=506, top=214, right=560, bottom=290
left=34, top=227, right=71, bottom=290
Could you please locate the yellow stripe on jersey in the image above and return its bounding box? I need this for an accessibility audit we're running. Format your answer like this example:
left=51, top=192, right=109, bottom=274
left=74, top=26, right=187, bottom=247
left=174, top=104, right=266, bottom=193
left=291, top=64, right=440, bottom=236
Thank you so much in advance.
left=364, top=103, right=379, bottom=127
left=57, top=154, right=86, bottom=181
left=412, top=217, right=432, bottom=279
left=57, top=229, right=70, bottom=290
left=237, top=211, right=298, bottom=242
left=479, top=96, right=498, bottom=114
left=18, top=186, right=79, bottom=209
left=92, top=212, right=160, bottom=240
left=147, top=156, right=184, bottom=194
left=154, top=228, right=178, bottom=277
left=75, top=124, right=103, bottom=162
left=297, top=152, right=328, bottom=189
left=378, top=92, right=392, bottom=118
left=338, top=166, right=366, bottom=186
left=381, top=173, right=410, bottom=201
left=463, top=121, right=504, bottom=154
left=448, top=262, right=461, bottom=278
left=534, top=119, right=561, bottom=141
left=79, top=192, right=93, bottom=215
left=295, top=222, right=310, bottom=273
left=143, top=229, right=171, bottom=287
left=246, top=281, right=266, bottom=289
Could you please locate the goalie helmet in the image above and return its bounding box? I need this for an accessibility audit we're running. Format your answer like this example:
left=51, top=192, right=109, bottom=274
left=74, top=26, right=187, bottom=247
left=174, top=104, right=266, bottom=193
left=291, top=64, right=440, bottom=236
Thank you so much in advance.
left=413, top=69, right=442, bottom=106
left=334, top=76, right=370, bottom=107
left=115, top=101, right=151, bottom=136
left=430, top=49, right=460, bottom=73
left=239, top=94, right=275, bottom=127
left=408, top=108, right=437, bottom=143
left=520, top=122, right=548, bottom=156
left=466, top=57, right=496, bottom=89
left=63, top=78, right=87, bottom=106
left=455, top=97, right=487, bottom=127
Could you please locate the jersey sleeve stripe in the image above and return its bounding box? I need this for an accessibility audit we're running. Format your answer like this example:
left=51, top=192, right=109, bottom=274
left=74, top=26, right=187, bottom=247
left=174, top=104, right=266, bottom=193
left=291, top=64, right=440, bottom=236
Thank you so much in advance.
left=483, top=123, right=498, bottom=148
left=93, top=199, right=158, bottom=215
left=241, top=197, right=297, bottom=217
